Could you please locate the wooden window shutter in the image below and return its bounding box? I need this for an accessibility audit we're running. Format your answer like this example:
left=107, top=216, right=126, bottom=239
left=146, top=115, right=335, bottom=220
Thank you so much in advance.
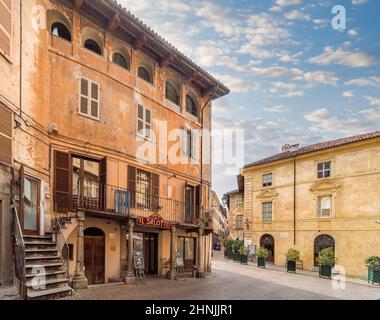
left=0, top=0, right=11, bottom=58
left=99, top=157, right=107, bottom=211
left=151, top=173, right=159, bottom=211
left=54, top=151, right=71, bottom=212
left=0, top=104, right=12, bottom=165
left=128, top=165, right=136, bottom=208
left=195, top=185, right=201, bottom=220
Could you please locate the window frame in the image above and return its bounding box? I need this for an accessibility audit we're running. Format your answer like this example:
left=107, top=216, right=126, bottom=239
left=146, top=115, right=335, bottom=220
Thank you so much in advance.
left=165, top=81, right=181, bottom=106
left=78, top=77, right=100, bottom=121
left=235, top=195, right=243, bottom=206
left=138, top=66, right=153, bottom=84
left=262, top=201, right=273, bottom=222
left=235, top=215, right=244, bottom=229
left=51, top=22, right=72, bottom=43
left=317, top=161, right=331, bottom=179
left=0, top=0, right=12, bottom=60
left=317, top=195, right=332, bottom=218
left=83, top=39, right=103, bottom=56
left=185, top=94, right=198, bottom=118
left=262, top=173, right=273, bottom=187
left=112, top=52, right=130, bottom=71
left=183, top=126, right=198, bottom=160
left=137, top=104, right=152, bottom=141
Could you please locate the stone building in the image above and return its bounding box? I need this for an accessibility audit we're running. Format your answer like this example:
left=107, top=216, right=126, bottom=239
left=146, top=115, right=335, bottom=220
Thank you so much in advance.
left=210, top=191, right=228, bottom=247
left=0, top=0, right=229, bottom=299
left=223, top=183, right=244, bottom=241
left=241, top=131, right=380, bottom=279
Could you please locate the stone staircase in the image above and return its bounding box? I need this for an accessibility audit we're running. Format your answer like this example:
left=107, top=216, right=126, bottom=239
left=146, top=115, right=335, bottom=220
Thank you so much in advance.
left=23, top=234, right=72, bottom=300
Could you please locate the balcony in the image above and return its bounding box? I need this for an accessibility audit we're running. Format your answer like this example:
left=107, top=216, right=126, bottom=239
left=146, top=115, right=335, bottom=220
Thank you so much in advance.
left=70, top=178, right=200, bottom=225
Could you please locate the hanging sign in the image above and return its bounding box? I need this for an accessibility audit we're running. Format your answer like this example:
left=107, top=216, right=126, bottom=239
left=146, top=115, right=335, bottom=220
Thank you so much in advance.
left=136, top=214, right=172, bottom=230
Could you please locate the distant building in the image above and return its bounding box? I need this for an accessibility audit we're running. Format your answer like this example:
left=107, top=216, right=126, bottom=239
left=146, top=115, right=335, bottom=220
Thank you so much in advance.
left=241, top=131, right=380, bottom=279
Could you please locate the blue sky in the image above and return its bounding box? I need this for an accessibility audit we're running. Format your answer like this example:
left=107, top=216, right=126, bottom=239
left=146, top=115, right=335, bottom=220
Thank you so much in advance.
left=119, top=0, right=380, bottom=198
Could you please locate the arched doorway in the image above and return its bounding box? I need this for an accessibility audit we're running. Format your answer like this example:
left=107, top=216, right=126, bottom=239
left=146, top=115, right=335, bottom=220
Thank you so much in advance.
left=314, top=234, right=335, bottom=267
left=84, top=227, right=105, bottom=285
left=260, top=234, right=275, bottom=263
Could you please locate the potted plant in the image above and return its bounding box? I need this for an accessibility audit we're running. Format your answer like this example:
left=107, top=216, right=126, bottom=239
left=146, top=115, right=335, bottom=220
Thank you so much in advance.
left=285, top=248, right=300, bottom=273
left=239, top=246, right=250, bottom=265
left=232, top=240, right=243, bottom=263
left=256, top=247, right=270, bottom=268
left=316, top=247, right=336, bottom=279
left=365, top=256, right=380, bottom=285
left=223, top=239, right=234, bottom=259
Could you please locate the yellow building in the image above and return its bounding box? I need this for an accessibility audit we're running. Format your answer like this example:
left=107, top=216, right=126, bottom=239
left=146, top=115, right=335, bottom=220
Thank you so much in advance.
left=223, top=188, right=244, bottom=241
left=241, top=131, right=380, bottom=279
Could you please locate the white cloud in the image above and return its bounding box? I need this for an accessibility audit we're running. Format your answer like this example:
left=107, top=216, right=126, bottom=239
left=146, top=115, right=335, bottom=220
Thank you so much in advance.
left=352, top=0, right=368, bottom=5
left=276, top=0, right=302, bottom=7
left=345, top=77, right=380, bottom=87
left=284, top=10, right=311, bottom=21
left=250, top=66, right=303, bottom=78
left=294, top=71, right=340, bottom=87
left=280, top=91, right=304, bottom=98
left=364, top=96, right=380, bottom=107
left=264, top=105, right=288, bottom=113
left=342, top=91, right=355, bottom=97
left=348, top=30, right=358, bottom=37
left=213, top=73, right=260, bottom=93
left=309, top=46, right=375, bottom=68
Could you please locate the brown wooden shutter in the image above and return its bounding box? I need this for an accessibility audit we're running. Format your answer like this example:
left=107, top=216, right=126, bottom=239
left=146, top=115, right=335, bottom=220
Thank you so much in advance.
left=0, top=0, right=11, bottom=57
left=128, top=165, right=136, bottom=208
left=54, top=151, right=71, bottom=212
left=0, top=104, right=12, bottom=165
left=99, top=157, right=107, bottom=211
left=151, top=173, right=159, bottom=211
left=195, top=185, right=201, bottom=220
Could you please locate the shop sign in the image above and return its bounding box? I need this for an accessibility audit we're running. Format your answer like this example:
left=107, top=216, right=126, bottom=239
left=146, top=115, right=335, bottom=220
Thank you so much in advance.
left=136, top=214, right=172, bottom=230
left=134, top=251, right=145, bottom=270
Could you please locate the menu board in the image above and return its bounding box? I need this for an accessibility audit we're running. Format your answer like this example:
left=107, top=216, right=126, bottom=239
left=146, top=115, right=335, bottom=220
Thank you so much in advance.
left=134, top=251, right=145, bottom=270
left=176, top=252, right=184, bottom=268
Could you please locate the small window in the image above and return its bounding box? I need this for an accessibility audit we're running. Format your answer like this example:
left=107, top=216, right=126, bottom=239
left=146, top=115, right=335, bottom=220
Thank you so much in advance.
left=84, top=39, right=102, bottom=55
left=186, top=95, right=198, bottom=117
left=51, top=22, right=72, bottom=42
left=183, top=128, right=197, bottom=159
left=79, top=78, right=99, bottom=119
left=263, top=173, right=272, bottom=187
left=137, top=105, right=152, bottom=140
left=317, top=161, right=331, bottom=179
left=112, top=52, right=129, bottom=70
left=236, top=195, right=243, bottom=206
left=166, top=82, right=180, bottom=105
left=318, top=196, right=332, bottom=218
left=138, top=66, right=152, bottom=84
left=62, top=244, right=74, bottom=261
left=235, top=215, right=244, bottom=229
left=262, top=202, right=273, bottom=222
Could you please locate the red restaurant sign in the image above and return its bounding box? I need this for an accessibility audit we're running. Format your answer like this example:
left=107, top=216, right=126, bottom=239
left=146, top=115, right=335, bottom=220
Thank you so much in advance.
left=135, top=215, right=172, bottom=230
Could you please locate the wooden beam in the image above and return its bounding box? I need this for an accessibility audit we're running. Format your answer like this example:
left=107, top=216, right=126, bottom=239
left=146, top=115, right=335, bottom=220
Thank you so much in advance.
left=107, top=13, right=121, bottom=32
left=184, top=71, right=199, bottom=84
left=133, top=34, right=148, bottom=50
left=73, top=0, right=85, bottom=10
left=202, top=86, right=218, bottom=99
left=160, top=54, right=175, bottom=68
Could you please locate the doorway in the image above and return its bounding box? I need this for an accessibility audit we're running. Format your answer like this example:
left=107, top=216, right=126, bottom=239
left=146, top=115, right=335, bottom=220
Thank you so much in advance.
left=22, top=175, right=40, bottom=235
left=314, top=234, right=335, bottom=267
left=132, top=232, right=158, bottom=275
left=177, top=237, right=196, bottom=272
left=84, top=227, right=105, bottom=285
left=260, top=234, right=275, bottom=263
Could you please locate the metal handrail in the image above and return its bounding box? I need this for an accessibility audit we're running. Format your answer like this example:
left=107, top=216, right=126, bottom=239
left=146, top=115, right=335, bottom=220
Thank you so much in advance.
left=54, top=217, right=70, bottom=278
left=13, top=207, right=25, bottom=247
left=12, top=207, right=26, bottom=283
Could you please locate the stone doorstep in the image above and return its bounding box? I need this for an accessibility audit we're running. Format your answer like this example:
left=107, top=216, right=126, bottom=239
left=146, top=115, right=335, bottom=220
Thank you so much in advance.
left=243, top=260, right=376, bottom=288
left=0, top=287, right=22, bottom=300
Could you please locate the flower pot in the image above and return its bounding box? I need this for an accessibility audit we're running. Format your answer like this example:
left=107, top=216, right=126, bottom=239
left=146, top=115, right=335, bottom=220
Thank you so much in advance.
left=240, top=255, right=248, bottom=265
left=257, top=257, right=266, bottom=268
left=319, top=265, right=332, bottom=278
left=227, top=250, right=233, bottom=260
left=224, top=248, right=232, bottom=258
left=287, top=260, right=296, bottom=273
left=233, top=253, right=240, bottom=262
left=368, top=269, right=380, bottom=285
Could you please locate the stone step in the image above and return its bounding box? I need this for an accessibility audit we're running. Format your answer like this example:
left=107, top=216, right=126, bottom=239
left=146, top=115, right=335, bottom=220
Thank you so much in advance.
left=26, top=278, right=70, bottom=293
left=24, top=242, right=58, bottom=250
left=23, top=235, right=53, bottom=240
left=25, top=256, right=62, bottom=264
left=27, top=286, right=72, bottom=300
left=25, top=270, right=67, bottom=279
left=25, top=248, right=59, bottom=257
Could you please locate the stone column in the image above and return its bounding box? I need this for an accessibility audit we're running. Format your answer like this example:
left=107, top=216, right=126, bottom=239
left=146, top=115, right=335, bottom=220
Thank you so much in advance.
left=196, top=232, right=205, bottom=278
left=167, top=226, right=177, bottom=280
left=120, top=222, right=127, bottom=279
left=123, top=219, right=136, bottom=284
left=72, top=211, right=88, bottom=289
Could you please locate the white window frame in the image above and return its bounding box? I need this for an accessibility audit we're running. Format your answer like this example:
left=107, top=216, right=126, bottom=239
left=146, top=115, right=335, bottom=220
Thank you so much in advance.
left=235, top=195, right=243, bottom=206
left=262, top=173, right=273, bottom=187
left=182, top=126, right=198, bottom=161
left=317, top=195, right=332, bottom=218
left=78, top=77, right=100, bottom=120
left=235, top=215, right=244, bottom=229
left=262, top=202, right=273, bottom=222
left=317, top=161, right=331, bottom=179
left=137, top=104, right=152, bottom=141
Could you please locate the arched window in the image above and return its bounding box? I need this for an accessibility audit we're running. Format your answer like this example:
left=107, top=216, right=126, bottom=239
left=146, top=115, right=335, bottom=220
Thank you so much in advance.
left=186, top=95, right=198, bottom=116
left=112, top=52, right=129, bottom=70
left=51, top=22, right=71, bottom=42
left=84, top=39, right=102, bottom=55
left=165, top=81, right=180, bottom=106
left=138, top=66, right=152, bottom=84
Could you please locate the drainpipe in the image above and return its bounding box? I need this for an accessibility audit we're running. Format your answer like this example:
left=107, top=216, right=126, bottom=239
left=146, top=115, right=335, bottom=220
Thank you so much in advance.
left=19, top=0, right=23, bottom=117
left=293, top=157, right=296, bottom=246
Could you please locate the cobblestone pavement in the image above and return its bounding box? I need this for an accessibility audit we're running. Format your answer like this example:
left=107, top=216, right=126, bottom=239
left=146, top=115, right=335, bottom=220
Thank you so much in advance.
left=61, top=252, right=380, bottom=300
left=0, top=287, right=22, bottom=300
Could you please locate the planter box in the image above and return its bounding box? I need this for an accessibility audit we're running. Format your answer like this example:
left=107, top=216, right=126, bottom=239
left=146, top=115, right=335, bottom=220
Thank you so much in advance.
left=287, top=260, right=296, bottom=273
left=227, top=250, right=233, bottom=260
left=233, top=253, right=240, bottom=263
left=319, top=265, right=332, bottom=279
left=368, top=269, right=380, bottom=285
left=257, top=257, right=266, bottom=268
left=240, top=255, right=248, bottom=265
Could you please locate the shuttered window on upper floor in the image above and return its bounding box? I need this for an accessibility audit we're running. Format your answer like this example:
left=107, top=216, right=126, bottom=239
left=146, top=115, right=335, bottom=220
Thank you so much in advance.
left=0, top=103, right=12, bottom=165
left=79, top=77, right=100, bottom=120
left=0, top=0, right=11, bottom=58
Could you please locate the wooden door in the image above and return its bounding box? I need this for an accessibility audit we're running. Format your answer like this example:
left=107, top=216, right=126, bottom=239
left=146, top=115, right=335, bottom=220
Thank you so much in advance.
left=84, top=233, right=105, bottom=285
left=260, top=234, right=275, bottom=263
left=20, top=171, right=40, bottom=235
left=144, top=233, right=158, bottom=275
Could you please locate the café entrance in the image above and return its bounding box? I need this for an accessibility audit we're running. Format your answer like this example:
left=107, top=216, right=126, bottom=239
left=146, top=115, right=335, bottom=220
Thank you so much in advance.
left=132, top=232, right=158, bottom=275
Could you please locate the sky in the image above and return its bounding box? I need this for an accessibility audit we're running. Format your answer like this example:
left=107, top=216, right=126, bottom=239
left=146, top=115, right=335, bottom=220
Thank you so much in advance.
left=118, top=0, right=380, bottom=198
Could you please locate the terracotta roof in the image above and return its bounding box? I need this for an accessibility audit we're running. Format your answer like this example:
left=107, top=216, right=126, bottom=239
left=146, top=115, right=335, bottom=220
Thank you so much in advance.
left=223, top=190, right=241, bottom=196
left=244, top=131, right=380, bottom=169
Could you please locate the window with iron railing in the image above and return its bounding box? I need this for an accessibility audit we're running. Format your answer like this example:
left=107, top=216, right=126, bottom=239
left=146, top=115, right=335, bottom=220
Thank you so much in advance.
left=136, top=170, right=151, bottom=209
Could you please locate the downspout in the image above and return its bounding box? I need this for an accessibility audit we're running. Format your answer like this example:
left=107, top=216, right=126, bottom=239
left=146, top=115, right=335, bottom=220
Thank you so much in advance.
left=293, top=156, right=296, bottom=246
left=19, top=0, right=23, bottom=117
